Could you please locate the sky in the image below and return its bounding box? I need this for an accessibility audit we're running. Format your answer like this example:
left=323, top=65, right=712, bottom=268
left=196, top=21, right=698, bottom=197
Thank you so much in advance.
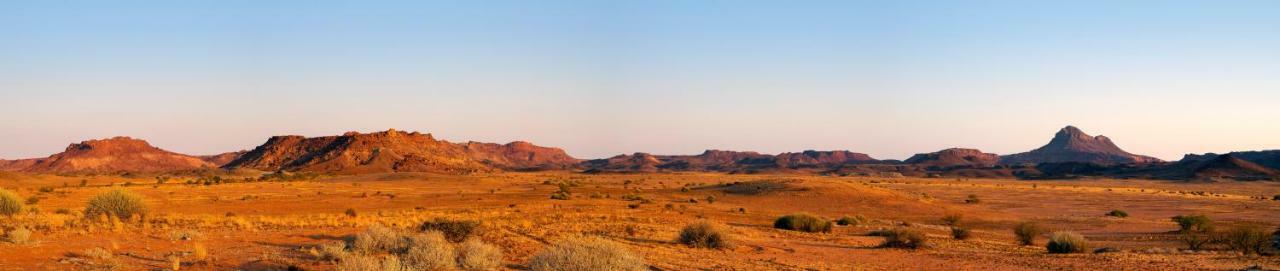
left=1, top=0, right=1278, bottom=161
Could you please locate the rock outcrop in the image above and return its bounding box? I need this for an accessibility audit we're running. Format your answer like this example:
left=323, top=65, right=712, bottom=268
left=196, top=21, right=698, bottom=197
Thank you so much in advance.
left=1000, top=126, right=1161, bottom=165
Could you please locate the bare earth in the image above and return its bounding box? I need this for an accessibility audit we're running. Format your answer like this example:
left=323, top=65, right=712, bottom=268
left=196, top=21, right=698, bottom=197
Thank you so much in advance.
left=1, top=172, right=1278, bottom=270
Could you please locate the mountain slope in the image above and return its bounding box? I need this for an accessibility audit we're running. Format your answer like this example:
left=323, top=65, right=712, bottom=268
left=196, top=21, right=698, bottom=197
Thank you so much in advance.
left=223, top=129, right=578, bottom=174
left=1000, top=126, right=1161, bottom=165
left=9, top=137, right=215, bottom=173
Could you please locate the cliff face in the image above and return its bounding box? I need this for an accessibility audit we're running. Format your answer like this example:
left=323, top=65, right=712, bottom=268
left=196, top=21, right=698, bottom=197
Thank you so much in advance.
left=1000, top=126, right=1161, bottom=165
left=223, top=129, right=579, bottom=174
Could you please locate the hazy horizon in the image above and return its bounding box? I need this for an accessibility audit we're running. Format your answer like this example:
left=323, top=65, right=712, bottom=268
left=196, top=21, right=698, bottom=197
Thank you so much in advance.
left=4, top=1, right=1279, bottom=161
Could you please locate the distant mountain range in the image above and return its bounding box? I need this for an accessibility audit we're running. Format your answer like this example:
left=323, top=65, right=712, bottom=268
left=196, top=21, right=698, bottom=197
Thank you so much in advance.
left=1, top=126, right=1276, bottom=181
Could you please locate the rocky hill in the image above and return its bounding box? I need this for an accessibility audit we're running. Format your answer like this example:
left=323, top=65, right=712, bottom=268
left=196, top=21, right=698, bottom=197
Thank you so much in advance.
left=1000, top=126, right=1161, bottom=165
left=3, top=137, right=215, bottom=173
left=905, top=148, right=999, bottom=168
left=223, top=129, right=578, bottom=174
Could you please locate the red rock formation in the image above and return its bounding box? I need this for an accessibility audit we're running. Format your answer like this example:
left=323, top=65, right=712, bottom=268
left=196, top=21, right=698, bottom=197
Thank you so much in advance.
left=1000, top=126, right=1161, bottom=165
left=198, top=151, right=247, bottom=167
left=224, top=129, right=579, bottom=174
left=905, top=148, right=999, bottom=168
left=10, top=137, right=214, bottom=173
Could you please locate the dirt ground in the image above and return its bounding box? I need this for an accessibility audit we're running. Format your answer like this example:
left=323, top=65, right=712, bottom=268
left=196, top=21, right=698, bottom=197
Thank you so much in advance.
left=1, top=172, right=1278, bottom=270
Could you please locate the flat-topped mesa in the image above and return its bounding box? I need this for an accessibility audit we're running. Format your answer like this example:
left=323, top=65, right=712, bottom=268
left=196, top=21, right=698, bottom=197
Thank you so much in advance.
left=1000, top=126, right=1162, bottom=165
left=906, top=148, right=999, bottom=168
left=15, top=136, right=214, bottom=173
left=223, top=129, right=579, bottom=174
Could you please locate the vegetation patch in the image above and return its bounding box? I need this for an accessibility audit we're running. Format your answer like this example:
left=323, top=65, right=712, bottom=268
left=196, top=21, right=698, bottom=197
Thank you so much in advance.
left=1046, top=231, right=1089, bottom=253
left=1013, top=222, right=1044, bottom=246
left=84, top=189, right=148, bottom=220
left=418, top=218, right=483, bottom=243
left=677, top=220, right=734, bottom=249
left=528, top=236, right=647, bottom=271
left=774, top=213, right=833, bottom=233
left=878, top=228, right=928, bottom=249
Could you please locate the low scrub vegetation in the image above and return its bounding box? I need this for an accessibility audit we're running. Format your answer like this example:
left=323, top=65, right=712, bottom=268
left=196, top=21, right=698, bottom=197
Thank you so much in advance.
left=1105, top=210, right=1128, bottom=218
left=419, top=218, right=483, bottom=243
left=836, top=215, right=867, bottom=226
left=964, top=194, right=980, bottom=204
left=951, top=227, right=971, bottom=240
left=0, top=188, right=23, bottom=216
left=5, top=228, right=32, bottom=244
left=333, top=225, right=503, bottom=271
left=84, top=189, right=148, bottom=220
left=878, top=228, right=928, bottom=249
left=1046, top=231, right=1089, bottom=253
left=773, top=213, right=833, bottom=233
left=528, top=236, right=647, bottom=271
left=677, top=221, right=734, bottom=249
left=1171, top=215, right=1214, bottom=233
left=1013, top=222, right=1044, bottom=246
left=941, top=213, right=963, bottom=226
left=1179, top=231, right=1214, bottom=250
left=1220, top=225, right=1270, bottom=255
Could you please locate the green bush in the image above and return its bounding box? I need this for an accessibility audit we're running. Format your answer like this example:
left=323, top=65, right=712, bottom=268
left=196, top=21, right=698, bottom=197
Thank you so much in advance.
left=419, top=218, right=483, bottom=243
left=1220, top=225, right=1270, bottom=255
left=677, top=221, right=734, bottom=249
left=528, top=236, right=647, bottom=271
left=951, top=227, right=972, bottom=240
left=773, top=213, right=833, bottom=233
left=1105, top=210, right=1128, bottom=218
left=1171, top=215, right=1213, bottom=233
left=1013, top=222, right=1044, bottom=246
left=84, top=189, right=147, bottom=220
left=0, top=188, right=24, bottom=216
left=1046, top=231, right=1089, bottom=253
left=879, top=228, right=928, bottom=249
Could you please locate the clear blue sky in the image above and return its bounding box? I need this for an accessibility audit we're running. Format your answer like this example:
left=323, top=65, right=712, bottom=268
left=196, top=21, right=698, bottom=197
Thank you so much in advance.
left=2, top=0, right=1278, bottom=160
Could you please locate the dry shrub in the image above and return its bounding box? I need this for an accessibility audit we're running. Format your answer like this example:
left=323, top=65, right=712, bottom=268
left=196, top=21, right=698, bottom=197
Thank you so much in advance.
left=879, top=228, right=928, bottom=249
left=1179, top=231, right=1214, bottom=250
left=419, top=218, right=483, bottom=243
left=317, top=241, right=348, bottom=262
left=401, top=231, right=456, bottom=270
left=456, top=238, right=503, bottom=271
left=352, top=225, right=407, bottom=254
left=337, top=254, right=406, bottom=271
left=1105, top=210, right=1129, bottom=218
left=677, top=221, right=734, bottom=249
left=83, top=247, right=113, bottom=260
left=836, top=215, right=867, bottom=226
left=84, top=189, right=147, bottom=220
left=1220, top=225, right=1270, bottom=255
left=528, top=236, right=646, bottom=271
left=1013, top=222, right=1044, bottom=246
left=6, top=228, right=32, bottom=244
left=941, top=214, right=963, bottom=226
left=191, top=243, right=208, bottom=262
left=773, top=213, right=833, bottom=233
left=951, top=227, right=971, bottom=240
left=0, top=188, right=24, bottom=216
left=1046, top=231, right=1089, bottom=253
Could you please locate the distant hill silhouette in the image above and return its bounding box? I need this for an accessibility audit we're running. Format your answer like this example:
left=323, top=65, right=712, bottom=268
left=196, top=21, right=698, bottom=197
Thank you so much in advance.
left=1000, top=126, right=1161, bottom=165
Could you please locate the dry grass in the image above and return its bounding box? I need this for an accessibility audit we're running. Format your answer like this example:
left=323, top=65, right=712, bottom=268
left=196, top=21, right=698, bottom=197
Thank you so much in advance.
left=419, top=218, right=483, bottom=243
left=773, top=213, right=832, bottom=233
left=5, top=228, right=32, bottom=244
left=528, top=236, right=647, bottom=271
left=0, top=188, right=24, bottom=216
left=1046, top=231, right=1089, bottom=254
left=1013, top=222, right=1044, bottom=246
left=878, top=228, right=928, bottom=249
left=456, top=238, right=503, bottom=271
